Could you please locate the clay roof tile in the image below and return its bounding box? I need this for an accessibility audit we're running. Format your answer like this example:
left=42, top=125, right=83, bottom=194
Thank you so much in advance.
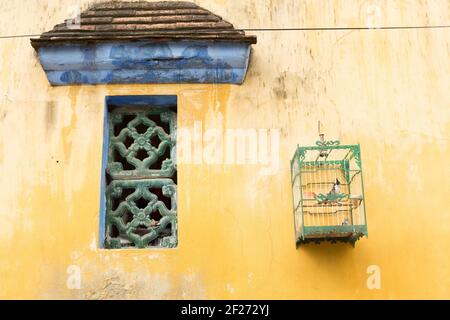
left=31, top=1, right=257, bottom=48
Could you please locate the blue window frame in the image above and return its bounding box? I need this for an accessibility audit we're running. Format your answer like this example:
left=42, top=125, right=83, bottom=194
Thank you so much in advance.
left=99, top=95, right=178, bottom=249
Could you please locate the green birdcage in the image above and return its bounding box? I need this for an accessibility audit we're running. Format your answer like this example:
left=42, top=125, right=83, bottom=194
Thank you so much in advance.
left=291, top=136, right=368, bottom=246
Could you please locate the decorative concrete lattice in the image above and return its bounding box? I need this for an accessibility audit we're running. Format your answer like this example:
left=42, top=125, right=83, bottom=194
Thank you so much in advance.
left=108, top=108, right=176, bottom=179
left=105, top=106, right=177, bottom=249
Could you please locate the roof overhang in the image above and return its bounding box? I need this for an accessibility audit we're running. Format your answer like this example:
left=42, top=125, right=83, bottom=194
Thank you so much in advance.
left=31, top=1, right=256, bottom=86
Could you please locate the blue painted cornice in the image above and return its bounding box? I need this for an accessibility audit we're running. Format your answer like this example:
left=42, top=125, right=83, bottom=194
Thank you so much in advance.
left=35, top=41, right=253, bottom=85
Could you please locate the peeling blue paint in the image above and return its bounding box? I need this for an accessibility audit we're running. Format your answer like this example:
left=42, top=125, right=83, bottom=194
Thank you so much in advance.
left=106, top=95, right=177, bottom=107
left=37, top=41, right=252, bottom=85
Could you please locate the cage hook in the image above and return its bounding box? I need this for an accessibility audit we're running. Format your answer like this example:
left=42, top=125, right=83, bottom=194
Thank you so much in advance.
left=318, top=121, right=325, bottom=141
left=318, top=121, right=328, bottom=157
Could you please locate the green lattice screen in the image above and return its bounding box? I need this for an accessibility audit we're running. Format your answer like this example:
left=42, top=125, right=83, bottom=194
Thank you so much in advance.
left=104, top=106, right=177, bottom=249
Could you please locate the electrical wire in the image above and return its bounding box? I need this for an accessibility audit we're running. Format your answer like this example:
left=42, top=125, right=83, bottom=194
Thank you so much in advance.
left=242, top=25, right=450, bottom=31
left=0, top=25, right=449, bottom=39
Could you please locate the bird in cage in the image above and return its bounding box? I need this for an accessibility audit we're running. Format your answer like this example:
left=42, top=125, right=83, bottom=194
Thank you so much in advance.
left=315, top=178, right=346, bottom=204
left=329, top=178, right=341, bottom=195
left=342, top=218, right=349, bottom=226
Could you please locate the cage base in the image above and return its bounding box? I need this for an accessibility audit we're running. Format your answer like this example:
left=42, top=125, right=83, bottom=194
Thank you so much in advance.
left=296, top=225, right=367, bottom=247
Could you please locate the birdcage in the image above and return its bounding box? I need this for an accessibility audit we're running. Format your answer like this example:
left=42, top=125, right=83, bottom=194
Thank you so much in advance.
left=291, top=138, right=368, bottom=246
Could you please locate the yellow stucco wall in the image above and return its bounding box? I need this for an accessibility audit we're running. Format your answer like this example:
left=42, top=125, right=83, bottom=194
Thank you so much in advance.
left=0, top=0, right=449, bottom=299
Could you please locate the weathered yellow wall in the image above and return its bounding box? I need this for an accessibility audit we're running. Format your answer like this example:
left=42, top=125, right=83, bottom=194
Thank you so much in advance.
left=0, top=0, right=449, bottom=299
